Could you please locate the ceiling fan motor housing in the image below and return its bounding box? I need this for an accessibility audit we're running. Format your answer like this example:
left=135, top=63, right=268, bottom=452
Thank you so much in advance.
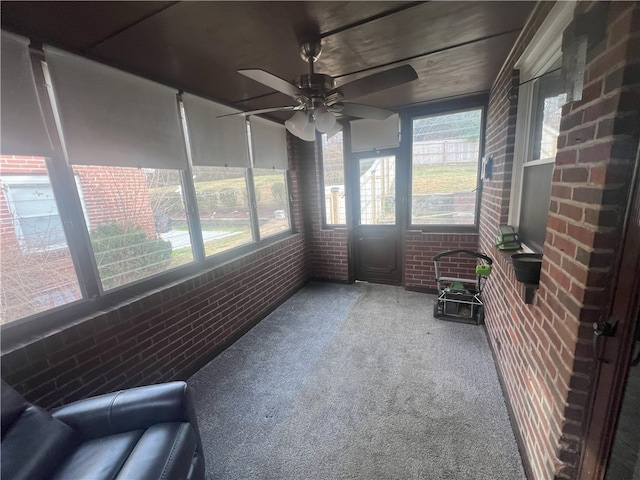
left=293, top=73, right=335, bottom=99
left=300, top=41, right=322, bottom=63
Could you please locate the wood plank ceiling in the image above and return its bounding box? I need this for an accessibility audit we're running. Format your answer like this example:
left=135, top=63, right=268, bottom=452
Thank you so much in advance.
left=1, top=1, right=536, bottom=122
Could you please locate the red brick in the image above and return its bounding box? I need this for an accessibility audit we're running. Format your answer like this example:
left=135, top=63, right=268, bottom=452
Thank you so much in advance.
left=558, top=203, right=584, bottom=222
left=577, top=142, right=612, bottom=164
left=560, top=167, right=589, bottom=183
left=566, top=125, right=596, bottom=145
left=556, top=149, right=578, bottom=166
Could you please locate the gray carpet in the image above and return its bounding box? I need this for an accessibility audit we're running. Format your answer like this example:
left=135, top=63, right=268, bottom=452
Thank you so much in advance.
left=189, top=282, right=525, bottom=479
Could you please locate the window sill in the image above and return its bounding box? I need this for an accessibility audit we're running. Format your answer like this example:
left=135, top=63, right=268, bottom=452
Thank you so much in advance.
left=407, top=225, right=479, bottom=234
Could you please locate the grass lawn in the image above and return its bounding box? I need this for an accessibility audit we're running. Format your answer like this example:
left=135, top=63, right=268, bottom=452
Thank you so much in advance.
left=151, top=174, right=283, bottom=195
left=168, top=228, right=254, bottom=267
left=412, top=163, right=478, bottom=194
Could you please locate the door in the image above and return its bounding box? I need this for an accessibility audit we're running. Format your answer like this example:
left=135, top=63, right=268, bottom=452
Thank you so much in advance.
left=352, top=152, right=402, bottom=285
left=604, top=309, right=640, bottom=480
left=580, top=144, right=640, bottom=479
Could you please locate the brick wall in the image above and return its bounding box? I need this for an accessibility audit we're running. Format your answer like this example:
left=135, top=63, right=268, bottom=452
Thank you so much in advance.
left=479, top=2, right=640, bottom=479
left=296, top=135, right=350, bottom=282
left=1, top=136, right=312, bottom=408
left=404, top=231, right=479, bottom=291
left=1, top=234, right=308, bottom=408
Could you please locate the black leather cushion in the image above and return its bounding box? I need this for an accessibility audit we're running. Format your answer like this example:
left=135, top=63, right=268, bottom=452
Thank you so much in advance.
left=1, top=405, right=79, bottom=480
left=50, top=429, right=144, bottom=480
left=52, top=382, right=200, bottom=441
left=1, top=380, right=28, bottom=437
left=115, top=422, right=198, bottom=480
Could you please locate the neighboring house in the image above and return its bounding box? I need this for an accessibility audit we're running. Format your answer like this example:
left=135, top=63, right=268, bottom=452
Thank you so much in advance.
left=0, top=155, right=158, bottom=321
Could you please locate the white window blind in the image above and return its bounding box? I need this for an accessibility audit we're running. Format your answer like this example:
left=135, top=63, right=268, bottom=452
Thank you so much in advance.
left=249, top=117, right=288, bottom=170
left=350, top=114, right=400, bottom=152
left=1, top=31, right=54, bottom=157
left=182, top=93, right=250, bottom=168
left=43, top=46, right=187, bottom=169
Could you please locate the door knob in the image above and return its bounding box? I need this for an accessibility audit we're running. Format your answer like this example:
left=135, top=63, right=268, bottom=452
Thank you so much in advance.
left=593, top=321, right=617, bottom=363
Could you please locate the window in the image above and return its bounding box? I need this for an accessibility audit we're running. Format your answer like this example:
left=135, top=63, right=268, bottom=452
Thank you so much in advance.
left=321, top=132, right=346, bottom=225
left=518, top=68, right=566, bottom=251
left=1, top=37, right=296, bottom=327
left=510, top=1, right=574, bottom=252
left=411, top=109, right=482, bottom=225
left=253, top=168, right=290, bottom=238
left=0, top=157, right=82, bottom=323
left=193, top=166, right=254, bottom=256
left=72, top=165, right=194, bottom=292
left=3, top=175, right=66, bottom=251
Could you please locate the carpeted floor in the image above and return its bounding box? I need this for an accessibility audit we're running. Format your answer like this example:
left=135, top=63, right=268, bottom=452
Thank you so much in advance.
left=189, top=281, right=525, bottom=479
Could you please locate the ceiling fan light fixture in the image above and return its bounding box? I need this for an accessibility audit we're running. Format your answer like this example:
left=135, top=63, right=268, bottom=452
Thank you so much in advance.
left=314, top=105, right=336, bottom=134
left=326, top=122, right=343, bottom=139
left=285, top=110, right=318, bottom=141
left=299, top=114, right=317, bottom=141
left=285, top=110, right=309, bottom=138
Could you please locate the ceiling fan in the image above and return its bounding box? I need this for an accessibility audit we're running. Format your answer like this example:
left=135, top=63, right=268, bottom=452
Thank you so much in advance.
left=228, top=40, right=418, bottom=141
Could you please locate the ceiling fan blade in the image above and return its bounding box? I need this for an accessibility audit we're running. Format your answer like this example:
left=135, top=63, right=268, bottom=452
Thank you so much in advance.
left=327, top=64, right=418, bottom=103
left=329, top=103, right=395, bottom=121
left=238, top=69, right=305, bottom=99
left=216, top=105, right=299, bottom=118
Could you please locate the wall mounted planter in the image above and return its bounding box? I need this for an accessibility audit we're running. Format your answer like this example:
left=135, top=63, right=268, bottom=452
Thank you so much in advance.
left=511, top=253, right=543, bottom=285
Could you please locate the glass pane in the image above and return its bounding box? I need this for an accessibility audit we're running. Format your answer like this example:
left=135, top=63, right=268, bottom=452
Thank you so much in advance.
left=321, top=132, right=346, bottom=225
left=252, top=168, right=290, bottom=238
left=19, top=215, right=66, bottom=248
left=531, top=69, right=566, bottom=161
left=1, top=155, right=82, bottom=324
left=10, top=184, right=58, bottom=216
left=192, top=166, right=253, bottom=256
left=359, top=156, right=396, bottom=225
left=520, top=162, right=554, bottom=252
left=72, top=165, right=194, bottom=291
left=411, top=110, right=481, bottom=225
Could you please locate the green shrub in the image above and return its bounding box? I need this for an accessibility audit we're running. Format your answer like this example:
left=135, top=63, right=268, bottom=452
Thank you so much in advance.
left=271, top=182, right=286, bottom=206
left=219, top=189, right=238, bottom=208
left=90, top=223, right=172, bottom=290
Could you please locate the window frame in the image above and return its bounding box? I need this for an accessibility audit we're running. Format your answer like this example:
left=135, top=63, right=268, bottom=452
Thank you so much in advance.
left=508, top=0, right=576, bottom=251
left=407, top=104, right=486, bottom=232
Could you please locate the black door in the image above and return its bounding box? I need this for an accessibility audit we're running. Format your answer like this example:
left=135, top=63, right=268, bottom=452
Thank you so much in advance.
left=352, top=152, right=401, bottom=285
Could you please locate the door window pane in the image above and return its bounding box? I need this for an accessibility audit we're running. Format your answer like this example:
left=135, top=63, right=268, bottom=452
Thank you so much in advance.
left=321, top=132, right=346, bottom=225
left=252, top=168, right=290, bottom=238
left=72, top=165, right=194, bottom=291
left=411, top=110, right=481, bottom=225
left=359, top=156, right=396, bottom=225
left=192, top=166, right=253, bottom=256
left=1, top=155, right=82, bottom=323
